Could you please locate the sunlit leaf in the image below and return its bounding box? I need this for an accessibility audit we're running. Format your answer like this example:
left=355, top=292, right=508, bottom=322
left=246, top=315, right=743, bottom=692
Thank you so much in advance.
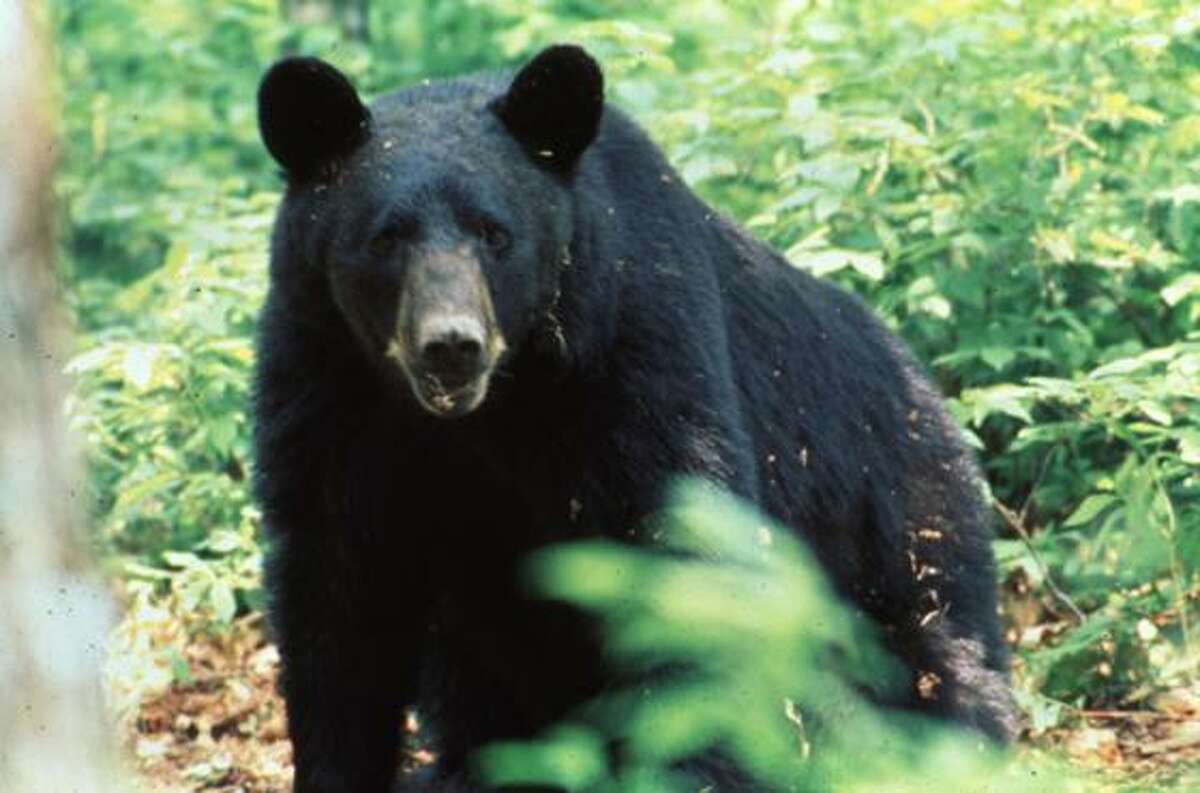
left=1064, top=494, right=1119, bottom=527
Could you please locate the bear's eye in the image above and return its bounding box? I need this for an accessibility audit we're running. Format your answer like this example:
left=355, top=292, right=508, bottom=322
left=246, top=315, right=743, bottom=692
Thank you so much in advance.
left=367, top=219, right=416, bottom=257
left=475, top=220, right=511, bottom=254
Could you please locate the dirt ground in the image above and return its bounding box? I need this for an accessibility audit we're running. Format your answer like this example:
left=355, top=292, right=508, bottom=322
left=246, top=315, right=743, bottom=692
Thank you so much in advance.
left=110, top=615, right=1200, bottom=793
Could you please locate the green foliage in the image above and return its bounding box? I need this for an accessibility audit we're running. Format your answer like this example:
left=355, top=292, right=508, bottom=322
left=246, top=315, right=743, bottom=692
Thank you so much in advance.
left=975, top=335, right=1200, bottom=706
left=57, top=0, right=1199, bottom=756
left=64, top=192, right=273, bottom=625
left=55, top=0, right=282, bottom=289
left=479, top=484, right=1096, bottom=793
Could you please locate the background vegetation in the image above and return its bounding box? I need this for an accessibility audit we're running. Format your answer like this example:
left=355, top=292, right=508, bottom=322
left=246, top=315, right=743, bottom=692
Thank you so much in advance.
left=54, top=0, right=1199, bottom=789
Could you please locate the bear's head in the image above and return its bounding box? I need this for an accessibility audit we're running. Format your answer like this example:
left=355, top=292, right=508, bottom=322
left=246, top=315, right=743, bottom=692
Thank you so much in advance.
left=258, top=45, right=604, bottom=417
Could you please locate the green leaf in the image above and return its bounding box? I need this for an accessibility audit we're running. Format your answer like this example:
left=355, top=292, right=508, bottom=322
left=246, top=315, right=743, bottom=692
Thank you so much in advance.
left=1136, top=400, right=1172, bottom=426
left=785, top=248, right=884, bottom=280
left=208, top=580, right=237, bottom=624
left=1162, top=273, right=1200, bottom=306
left=64, top=346, right=114, bottom=376
left=1064, top=494, right=1119, bottom=527
left=1180, top=431, right=1200, bottom=465
left=979, top=347, right=1016, bottom=372
left=209, top=416, right=239, bottom=456
left=122, top=561, right=173, bottom=581
left=204, top=530, right=242, bottom=555
left=122, top=344, right=159, bottom=390
left=168, top=649, right=193, bottom=685
left=918, top=294, right=952, bottom=320
left=476, top=725, right=607, bottom=791
left=1089, top=357, right=1145, bottom=378
left=961, top=384, right=1034, bottom=425
left=161, top=550, right=203, bottom=569
left=1014, top=690, right=1066, bottom=734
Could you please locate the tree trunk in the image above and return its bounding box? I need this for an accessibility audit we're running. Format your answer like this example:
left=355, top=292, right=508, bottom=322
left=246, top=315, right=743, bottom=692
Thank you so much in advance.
left=0, top=3, right=122, bottom=791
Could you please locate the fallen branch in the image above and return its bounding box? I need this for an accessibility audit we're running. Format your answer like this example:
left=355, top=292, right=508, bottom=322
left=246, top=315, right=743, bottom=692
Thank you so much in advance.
left=994, top=499, right=1087, bottom=625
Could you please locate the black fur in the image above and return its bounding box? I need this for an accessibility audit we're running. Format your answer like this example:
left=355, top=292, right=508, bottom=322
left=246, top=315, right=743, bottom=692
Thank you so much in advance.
left=259, top=57, right=371, bottom=179
left=253, top=45, right=1016, bottom=793
left=492, top=44, right=604, bottom=173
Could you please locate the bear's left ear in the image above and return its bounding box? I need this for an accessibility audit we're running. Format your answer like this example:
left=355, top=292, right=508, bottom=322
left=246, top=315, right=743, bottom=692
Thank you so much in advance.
left=258, top=57, right=370, bottom=180
left=493, top=44, right=604, bottom=175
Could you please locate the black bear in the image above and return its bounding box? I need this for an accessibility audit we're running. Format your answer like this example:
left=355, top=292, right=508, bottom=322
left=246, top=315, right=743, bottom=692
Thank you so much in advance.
left=253, top=44, right=1016, bottom=793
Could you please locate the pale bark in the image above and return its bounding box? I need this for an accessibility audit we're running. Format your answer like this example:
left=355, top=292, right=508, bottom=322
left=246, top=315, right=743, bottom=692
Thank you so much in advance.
left=0, top=3, right=122, bottom=791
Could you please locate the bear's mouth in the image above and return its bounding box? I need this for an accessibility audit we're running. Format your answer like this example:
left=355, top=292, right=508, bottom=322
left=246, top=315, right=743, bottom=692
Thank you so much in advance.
left=410, top=369, right=491, bottom=418
left=385, top=334, right=496, bottom=418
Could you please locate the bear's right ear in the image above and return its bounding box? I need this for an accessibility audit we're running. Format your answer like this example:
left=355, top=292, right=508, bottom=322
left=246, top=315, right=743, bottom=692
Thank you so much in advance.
left=257, top=57, right=370, bottom=180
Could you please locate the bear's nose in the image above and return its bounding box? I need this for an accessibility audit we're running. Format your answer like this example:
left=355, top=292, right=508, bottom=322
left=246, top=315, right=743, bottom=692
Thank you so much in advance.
left=417, top=317, right=485, bottom=381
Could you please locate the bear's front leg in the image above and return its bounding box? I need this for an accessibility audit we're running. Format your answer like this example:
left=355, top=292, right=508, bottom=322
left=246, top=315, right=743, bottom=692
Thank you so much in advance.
left=267, top=534, right=419, bottom=793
